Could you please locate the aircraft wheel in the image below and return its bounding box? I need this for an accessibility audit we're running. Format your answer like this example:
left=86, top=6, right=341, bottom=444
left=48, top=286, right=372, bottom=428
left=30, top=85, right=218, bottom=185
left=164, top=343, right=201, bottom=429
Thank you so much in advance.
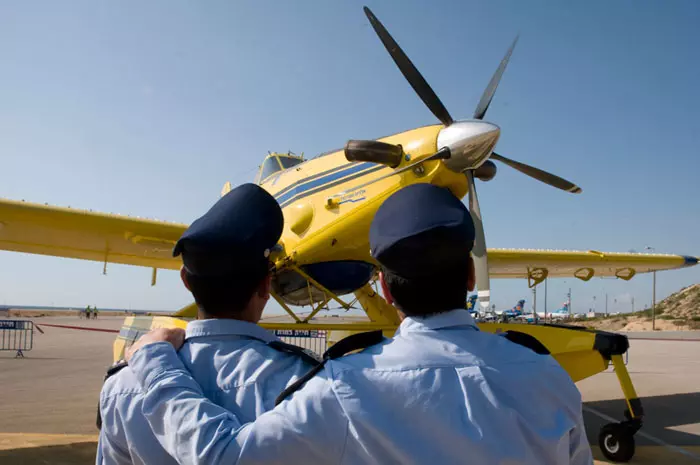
left=599, top=423, right=635, bottom=463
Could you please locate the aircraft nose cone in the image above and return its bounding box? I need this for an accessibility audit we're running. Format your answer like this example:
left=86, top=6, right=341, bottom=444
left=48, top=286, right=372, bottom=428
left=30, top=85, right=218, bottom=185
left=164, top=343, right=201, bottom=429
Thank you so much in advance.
left=437, top=121, right=500, bottom=173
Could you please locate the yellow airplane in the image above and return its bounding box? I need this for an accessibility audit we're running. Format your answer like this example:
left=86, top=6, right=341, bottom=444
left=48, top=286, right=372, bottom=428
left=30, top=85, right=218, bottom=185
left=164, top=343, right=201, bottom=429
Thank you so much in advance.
left=0, top=6, right=696, bottom=462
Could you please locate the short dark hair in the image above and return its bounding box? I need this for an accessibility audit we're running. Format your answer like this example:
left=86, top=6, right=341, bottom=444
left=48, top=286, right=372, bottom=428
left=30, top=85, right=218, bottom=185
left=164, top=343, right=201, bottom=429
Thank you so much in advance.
left=382, top=260, right=470, bottom=317
left=183, top=265, right=269, bottom=318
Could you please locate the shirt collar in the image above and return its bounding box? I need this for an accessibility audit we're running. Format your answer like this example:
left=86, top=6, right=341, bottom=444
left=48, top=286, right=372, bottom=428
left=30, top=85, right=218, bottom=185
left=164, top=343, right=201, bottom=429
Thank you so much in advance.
left=185, top=318, right=279, bottom=343
left=398, top=309, right=479, bottom=335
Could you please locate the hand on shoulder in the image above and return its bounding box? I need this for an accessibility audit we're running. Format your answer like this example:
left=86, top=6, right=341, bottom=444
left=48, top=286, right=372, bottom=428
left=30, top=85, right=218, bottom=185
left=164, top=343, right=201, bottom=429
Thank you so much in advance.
left=125, top=328, right=186, bottom=362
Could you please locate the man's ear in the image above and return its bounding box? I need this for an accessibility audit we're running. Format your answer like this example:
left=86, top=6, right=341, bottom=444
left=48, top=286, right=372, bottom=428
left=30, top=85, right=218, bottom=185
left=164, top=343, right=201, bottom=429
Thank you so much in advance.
left=379, top=271, right=394, bottom=306
left=180, top=267, right=192, bottom=292
left=257, top=274, right=272, bottom=301
left=467, top=256, right=476, bottom=292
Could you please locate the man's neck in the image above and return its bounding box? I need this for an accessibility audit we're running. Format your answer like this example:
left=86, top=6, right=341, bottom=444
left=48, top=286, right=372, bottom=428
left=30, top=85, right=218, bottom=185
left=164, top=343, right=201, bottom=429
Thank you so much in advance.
left=196, top=306, right=259, bottom=323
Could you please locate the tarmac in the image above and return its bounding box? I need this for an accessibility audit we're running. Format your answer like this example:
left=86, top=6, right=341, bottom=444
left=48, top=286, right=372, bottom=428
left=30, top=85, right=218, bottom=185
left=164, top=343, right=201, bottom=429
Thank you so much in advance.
left=1, top=316, right=699, bottom=464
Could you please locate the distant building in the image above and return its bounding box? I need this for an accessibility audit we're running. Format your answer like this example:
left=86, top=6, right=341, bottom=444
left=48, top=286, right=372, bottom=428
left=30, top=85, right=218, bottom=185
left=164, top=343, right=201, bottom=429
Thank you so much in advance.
left=587, top=311, right=606, bottom=318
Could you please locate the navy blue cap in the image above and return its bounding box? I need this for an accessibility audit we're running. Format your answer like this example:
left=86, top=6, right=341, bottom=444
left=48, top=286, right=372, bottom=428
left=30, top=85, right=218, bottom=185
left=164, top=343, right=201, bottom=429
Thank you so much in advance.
left=370, top=184, right=475, bottom=279
left=174, top=183, right=283, bottom=277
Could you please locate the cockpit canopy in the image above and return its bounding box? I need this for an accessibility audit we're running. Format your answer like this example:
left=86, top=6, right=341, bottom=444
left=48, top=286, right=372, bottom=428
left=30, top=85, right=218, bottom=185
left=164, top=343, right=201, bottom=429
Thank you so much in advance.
left=256, top=152, right=305, bottom=184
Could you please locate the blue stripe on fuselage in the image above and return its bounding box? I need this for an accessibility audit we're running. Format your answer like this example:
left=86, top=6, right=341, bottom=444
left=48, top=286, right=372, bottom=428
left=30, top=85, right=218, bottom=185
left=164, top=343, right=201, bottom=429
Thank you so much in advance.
left=274, top=162, right=376, bottom=206
left=268, top=162, right=353, bottom=199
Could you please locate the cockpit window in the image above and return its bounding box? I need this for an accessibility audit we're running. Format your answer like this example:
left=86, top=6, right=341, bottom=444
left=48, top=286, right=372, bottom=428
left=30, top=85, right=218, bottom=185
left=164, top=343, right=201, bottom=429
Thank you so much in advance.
left=257, top=155, right=304, bottom=184
left=279, top=157, right=303, bottom=170
left=259, top=157, right=283, bottom=183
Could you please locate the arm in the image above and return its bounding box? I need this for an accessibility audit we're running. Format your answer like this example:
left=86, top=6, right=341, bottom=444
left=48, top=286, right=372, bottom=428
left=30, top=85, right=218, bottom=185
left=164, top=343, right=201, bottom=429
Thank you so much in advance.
left=129, top=342, right=349, bottom=465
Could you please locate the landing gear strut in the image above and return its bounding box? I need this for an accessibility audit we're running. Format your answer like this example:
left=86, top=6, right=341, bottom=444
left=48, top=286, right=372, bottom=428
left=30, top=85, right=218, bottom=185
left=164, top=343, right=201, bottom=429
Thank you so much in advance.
left=599, top=355, right=644, bottom=463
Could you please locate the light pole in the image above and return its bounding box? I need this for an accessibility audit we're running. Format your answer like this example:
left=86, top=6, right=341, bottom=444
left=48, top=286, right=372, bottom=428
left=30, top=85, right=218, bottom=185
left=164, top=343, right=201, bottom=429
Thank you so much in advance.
left=544, top=278, right=548, bottom=322
left=533, top=286, right=538, bottom=324
left=652, top=271, right=656, bottom=330
left=645, top=246, right=657, bottom=330
left=605, top=294, right=608, bottom=316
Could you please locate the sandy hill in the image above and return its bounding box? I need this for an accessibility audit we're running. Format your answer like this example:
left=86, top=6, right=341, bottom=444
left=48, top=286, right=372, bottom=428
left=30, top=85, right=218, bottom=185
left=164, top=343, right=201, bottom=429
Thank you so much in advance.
left=574, top=283, right=700, bottom=332
left=653, top=283, right=700, bottom=320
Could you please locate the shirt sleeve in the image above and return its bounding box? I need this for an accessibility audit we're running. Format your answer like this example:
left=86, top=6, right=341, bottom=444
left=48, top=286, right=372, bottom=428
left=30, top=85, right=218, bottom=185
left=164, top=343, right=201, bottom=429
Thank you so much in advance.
left=130, top=342, right=349, bottom=465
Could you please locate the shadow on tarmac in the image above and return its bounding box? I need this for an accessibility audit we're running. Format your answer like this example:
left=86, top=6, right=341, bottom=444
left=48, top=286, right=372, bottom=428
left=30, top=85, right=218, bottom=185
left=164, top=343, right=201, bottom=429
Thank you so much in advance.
left=0, top=441, right=96, bottom=465
left=585, top=391, right=700, bottom=447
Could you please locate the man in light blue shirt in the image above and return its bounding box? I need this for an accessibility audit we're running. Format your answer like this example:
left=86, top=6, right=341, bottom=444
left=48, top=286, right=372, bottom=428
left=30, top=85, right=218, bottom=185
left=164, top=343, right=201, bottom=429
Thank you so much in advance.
left=126, top=183, right=593, bottom=464
left=96, top=183, right=318, bottom=464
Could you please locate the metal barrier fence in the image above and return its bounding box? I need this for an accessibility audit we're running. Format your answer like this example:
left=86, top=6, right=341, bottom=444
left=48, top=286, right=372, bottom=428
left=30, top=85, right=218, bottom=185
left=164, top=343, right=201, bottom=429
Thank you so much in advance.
left=0, top=320, right=34, bottom=358
left=273, top=329, right=328, bottom=356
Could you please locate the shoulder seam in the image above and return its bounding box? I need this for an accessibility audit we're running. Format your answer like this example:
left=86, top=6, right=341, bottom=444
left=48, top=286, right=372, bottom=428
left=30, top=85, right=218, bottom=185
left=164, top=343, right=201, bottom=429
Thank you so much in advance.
left=101, top=390, right=144, bottom=400
left=328, top=358, right=544, bottom=374
left=338, top=413, right=351, bottom=464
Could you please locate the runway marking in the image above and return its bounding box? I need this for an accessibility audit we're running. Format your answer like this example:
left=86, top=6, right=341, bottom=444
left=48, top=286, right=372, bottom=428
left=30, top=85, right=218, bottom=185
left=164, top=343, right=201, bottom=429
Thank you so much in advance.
left=583, top=405, right=700, bottom=460
left=34, top=323, right=119, bottom=333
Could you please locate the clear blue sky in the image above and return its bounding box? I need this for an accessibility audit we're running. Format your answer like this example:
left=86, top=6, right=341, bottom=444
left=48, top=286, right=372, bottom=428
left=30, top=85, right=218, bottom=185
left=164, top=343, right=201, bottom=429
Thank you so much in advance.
left=1, top=1, right=698, bottom=314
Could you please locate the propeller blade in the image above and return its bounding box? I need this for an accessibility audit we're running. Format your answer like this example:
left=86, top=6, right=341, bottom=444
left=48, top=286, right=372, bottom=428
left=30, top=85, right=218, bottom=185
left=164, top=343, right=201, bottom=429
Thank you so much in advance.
left=473, top=36, right=519, bottom=120
left=490, top=153, right=582, bottom=194
left=363, top=6, right=454, bottom=127
left=465, top=171, right=490, bottom=309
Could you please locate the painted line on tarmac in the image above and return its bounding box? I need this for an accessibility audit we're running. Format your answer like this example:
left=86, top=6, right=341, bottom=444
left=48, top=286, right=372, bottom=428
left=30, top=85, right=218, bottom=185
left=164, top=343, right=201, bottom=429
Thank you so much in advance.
left=35, top=323, right=119, bottom=333
left=583, top=405, right=700, bottom=460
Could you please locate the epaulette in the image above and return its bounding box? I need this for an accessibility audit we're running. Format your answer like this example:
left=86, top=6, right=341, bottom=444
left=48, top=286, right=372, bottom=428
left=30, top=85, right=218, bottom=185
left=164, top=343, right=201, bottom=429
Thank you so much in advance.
left=267, top=340, right=323, bottom=367
left=105, top=359, right=129, bottom=379
left=274, top=330, right=385, bottom=406
left=96, top=359, right=129, bottom=430
left=502, top=330, right=550, bottom=355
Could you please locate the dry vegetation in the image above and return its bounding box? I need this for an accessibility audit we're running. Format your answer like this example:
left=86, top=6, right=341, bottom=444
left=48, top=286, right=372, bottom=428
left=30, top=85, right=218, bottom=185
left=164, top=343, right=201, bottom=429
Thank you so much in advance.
left=571, top=283, right=700, bottom=332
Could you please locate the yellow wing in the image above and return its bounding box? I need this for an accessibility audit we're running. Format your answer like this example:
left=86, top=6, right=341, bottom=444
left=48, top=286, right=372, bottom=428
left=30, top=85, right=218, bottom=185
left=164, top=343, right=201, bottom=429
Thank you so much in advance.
left=489, top=248, right=698, bottom=282
left=2, top=199, right=696, bottom=284
left=0, top=198, right=185, bottom=270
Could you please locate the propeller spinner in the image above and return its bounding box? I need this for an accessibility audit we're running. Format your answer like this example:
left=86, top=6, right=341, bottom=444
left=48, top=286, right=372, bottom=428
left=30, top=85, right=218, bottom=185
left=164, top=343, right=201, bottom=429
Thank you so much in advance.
left=363, top=6, right=582, bottom=310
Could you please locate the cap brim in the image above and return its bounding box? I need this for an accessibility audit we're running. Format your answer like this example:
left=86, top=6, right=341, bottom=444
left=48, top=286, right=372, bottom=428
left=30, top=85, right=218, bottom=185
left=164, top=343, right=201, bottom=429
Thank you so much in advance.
left=172, top=240, right=184, bottom=257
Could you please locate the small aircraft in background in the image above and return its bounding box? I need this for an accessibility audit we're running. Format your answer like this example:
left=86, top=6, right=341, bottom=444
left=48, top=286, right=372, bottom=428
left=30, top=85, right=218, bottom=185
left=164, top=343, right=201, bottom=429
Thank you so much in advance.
left=499, top=299, right=527, bottom=319
left=546, top=302, right=573, bottom=320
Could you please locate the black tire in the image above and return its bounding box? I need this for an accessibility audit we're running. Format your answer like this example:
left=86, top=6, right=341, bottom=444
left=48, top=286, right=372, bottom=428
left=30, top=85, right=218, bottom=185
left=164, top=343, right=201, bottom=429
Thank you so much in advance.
left=599, top=423, right=635, bottom=462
